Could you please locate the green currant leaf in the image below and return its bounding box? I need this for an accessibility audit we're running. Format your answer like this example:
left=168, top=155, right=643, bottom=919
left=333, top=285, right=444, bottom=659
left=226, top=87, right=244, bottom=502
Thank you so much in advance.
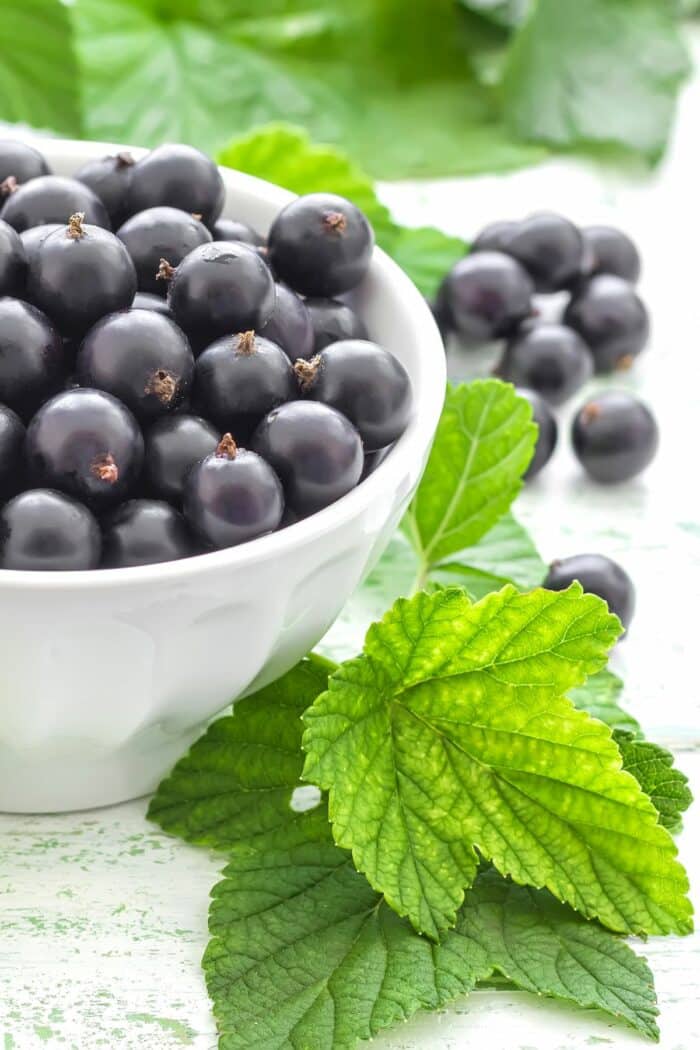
left=303, top=585, right=691, bottom=939
left=568, top=669, right=642, bottom=736
left=613, top=731, right=693, bottom=834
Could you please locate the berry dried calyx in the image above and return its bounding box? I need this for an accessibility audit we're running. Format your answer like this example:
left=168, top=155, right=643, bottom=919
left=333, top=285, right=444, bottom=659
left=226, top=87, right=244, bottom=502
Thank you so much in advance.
left=1, top=175, right=18, bottom=198
left=91, top=452, right=119, bottom=484
left=293, top=356, right=320, bottom=391
left=216, top=433, right=238, bottom=459
left=144, top=369, right=179, bottom=405
left=67, top=211, right=86, bottom=240
left=157, top=258, right=176, bottom=282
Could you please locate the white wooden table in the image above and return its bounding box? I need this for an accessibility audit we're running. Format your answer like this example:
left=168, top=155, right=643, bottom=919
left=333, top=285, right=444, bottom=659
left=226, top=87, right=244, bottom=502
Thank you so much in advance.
left=2, top=34, right=699, bottom=1049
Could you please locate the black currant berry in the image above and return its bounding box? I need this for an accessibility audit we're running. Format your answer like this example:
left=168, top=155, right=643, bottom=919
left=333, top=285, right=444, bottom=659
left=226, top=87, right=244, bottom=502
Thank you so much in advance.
left=564, top=275, right=649, bottom=374
left=126, top=144, right=225, bottom=226
left=184, top=433, right=284, bottom=549
left=0, top=298, right=64, bottom=419
left=26, top=388, right=144, bottom=510
left=544, top=553, right=635, bottom=629
left=497, top=323, right=593, bottom=406
left=471, top=220, right=518, bottom=254
left=19, top=223, right=61, bottom=269
left=516, top=387, right=558, bottom=480
left=581, top=225, right=641, bottom=284
left=144, top=414, right=219, bottom=504
left=0, top=219, right=27, bottom=297
left=164, top=241, right=275, bottom=349
left=28, top=213, right=137, bottom=337
left=132, top=291, right=173, bottom=316
left=117, top=206, right=212, bottom=296
left=258, top=283, right=314, bottom=361
left=305, top=297, right=369, bottom=354
left=74, top=152, right=135, bottom=228
left=361, top=445, right=391, bottom=481
left=0, top=489, right=101, bottom=571
left=0, top=175, right=110, bottom=232
left=195, top=330, right=296, bottom=437
left=252, top=401, right=363, bottom=515
left=572, top=391, right=658, bottom=484
left=211, top=218, right=264, bottom=246
left=504, top=212, right=584, bottom=292
left=0, top=140, right=50, bottom=186
left=77, top=309, right=195, bottom=423
left=0, top=403, right=25, bottom=497
left=295, top=340, right=412, bottom=451
left=101, top=499, right=193, bottom=567
left=437, top=252, right=534, bottom=345
left=268, top=193, right=374, bottom=297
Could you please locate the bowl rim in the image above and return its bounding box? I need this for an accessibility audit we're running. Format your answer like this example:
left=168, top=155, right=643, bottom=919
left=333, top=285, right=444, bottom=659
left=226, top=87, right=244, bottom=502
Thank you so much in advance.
left=0, top=137, right=446, bottom=591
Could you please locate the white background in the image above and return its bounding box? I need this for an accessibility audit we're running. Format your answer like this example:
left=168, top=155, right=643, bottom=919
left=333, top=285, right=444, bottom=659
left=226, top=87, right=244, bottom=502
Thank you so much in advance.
left=1, top=30, right=699, bottom=1050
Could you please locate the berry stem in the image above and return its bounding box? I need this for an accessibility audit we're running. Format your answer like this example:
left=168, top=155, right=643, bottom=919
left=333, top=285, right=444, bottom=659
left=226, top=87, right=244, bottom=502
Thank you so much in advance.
left=236, top=330, right=256, bottom=355
left=0, top=175, right=18, bottom=197
left=157, top=258, right=176, bottom=282
left=116, top=151, right=135, bottom=168
left=293, top=356, right=320, bottom=391
left=67, top=212, right=86, bottom=240
left=216, top=433, right=238, bottom=460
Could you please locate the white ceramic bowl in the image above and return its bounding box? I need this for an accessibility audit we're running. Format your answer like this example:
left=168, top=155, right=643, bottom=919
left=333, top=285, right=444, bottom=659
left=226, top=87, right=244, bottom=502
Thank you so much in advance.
left=0, top=139, right=445, bottom=813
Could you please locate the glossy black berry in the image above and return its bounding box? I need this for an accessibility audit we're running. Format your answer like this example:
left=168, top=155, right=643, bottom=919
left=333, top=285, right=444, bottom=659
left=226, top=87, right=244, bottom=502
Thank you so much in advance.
left=516, top=388, right=558, bottom=480
left=564, top=275, right=649, bottom=374
left=144, top=413, right=219, bottom=504
left=544, top=553, right=635, bottom=629
left=117, top=206, right=212, bottom=296
left=0, top=175, right=110, bottom=232
left=437, top=252, right=534, bottom=345
left=252, top=401, right=363, bottom=515
left=19, top=223, right=61, bottom=269
left=268, top=193, right=374, bottom=297
left=184, top=433, right=284, bottom=549
left=101, top=499, right=193, bottom=567
left=132, top=291, right=173, bottom=316
left=74, top=152, right=135, bottom=228
left=361, top=445, right=391, bottom=481
left=258, top=283, right=314, bottom=361
left=165, top=241, right=275, bottom=349
left=0, top=489, right=101, bottom=571
left=296, top=340, right=412, bottom=452
left=572, top=391, right=658, bottom=484
left=497, top=323, right=593, bottom=406
left=581, top=225, right=641, bottom=284
left=0, top=219, right=27, bottom=297
left=471, top=220, right=518, bottom=254
left=0, top=298, right=63, bottom=419
left=195, top=330, right=296, bottom=437
left=305, top=297, right=369, bottom=354
left=28, top=213, right=137, bottom=337
left=504, top=212, right=584, bottom=292
left=126, top=144, right=225, bottom=226
left=211, top=218, right=264, bottom=246
left=26, top=387, right=144, bottom=510
left=77, top=309, right=194, bottom=423
left=0, top=403, right=25, bottom=497
left=0, top=140, right=51, bottom=186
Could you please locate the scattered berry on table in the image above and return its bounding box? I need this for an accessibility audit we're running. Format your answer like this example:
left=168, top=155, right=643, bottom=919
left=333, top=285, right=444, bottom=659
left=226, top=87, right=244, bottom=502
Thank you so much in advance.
left=101, top=499, right=194, bottom=567
left=305, top=297, right=369, bottom=354
left=26, top=387, right=144, bottom=510
left=0, top=488, right=101, bottom=571
left=516, top=387, right=558, bottom=480
left=184, top=433, right=284, bottom=549
left=0, top=297, right=64, bottom=419
left=74, top=152, right=135, bottom=228
left=564, top=274, right=649, bottom=374
left=258, top=283, right=315, bottom=361
left=0, top=219, right=27, bottom=297
left=0, top=404, right=26, bottom=498
left=268, top=193, right=374, bottom=297
left=544, top=553, right=635, bottom=630
left=580, top=225, right=641, bottom=284
left=0, top=175, right=110, bottom=232
left=194, top=329, right=296, bottom=438
left=295, top=339, right=412, bottom=452
left=497, top=323, right=593, bottom=406
left=28, top=213, right=137, bottom=337
left=500, top=212, right=584, bottom=292
left=125, top=144, right=225, bottom=226
left=437, top=252, right=534, bottom=345
left=77, top=309, right=195, bottom=423
left=572, top=391, right=659, bottom=484
left=144, top=414, right=219, bottom=504
left=117, top=206, right=212, bottom=296
left=0, top=140, right=51, bottom=186
left=251, top=400, right=363, bottom=516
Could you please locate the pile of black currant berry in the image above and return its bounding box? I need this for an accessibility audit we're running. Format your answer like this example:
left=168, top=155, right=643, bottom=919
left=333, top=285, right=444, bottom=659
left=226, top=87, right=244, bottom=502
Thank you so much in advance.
left=436, top=212, right=659, bottom=486
left=0, top=140, right=412, bottom=571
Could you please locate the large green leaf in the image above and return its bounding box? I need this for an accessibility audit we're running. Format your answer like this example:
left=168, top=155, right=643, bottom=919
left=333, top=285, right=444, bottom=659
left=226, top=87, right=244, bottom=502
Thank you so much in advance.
left=204, top=816, right=660, bottom=1048
left=303, top=585, right=692, bottom=939
left=0, top=0, right=80, bottom=135
left=613, top=731, right=693, bottom=834
left=404, top=381, right=537, bottom=572
left=501, top=0, right=690, bottom=160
